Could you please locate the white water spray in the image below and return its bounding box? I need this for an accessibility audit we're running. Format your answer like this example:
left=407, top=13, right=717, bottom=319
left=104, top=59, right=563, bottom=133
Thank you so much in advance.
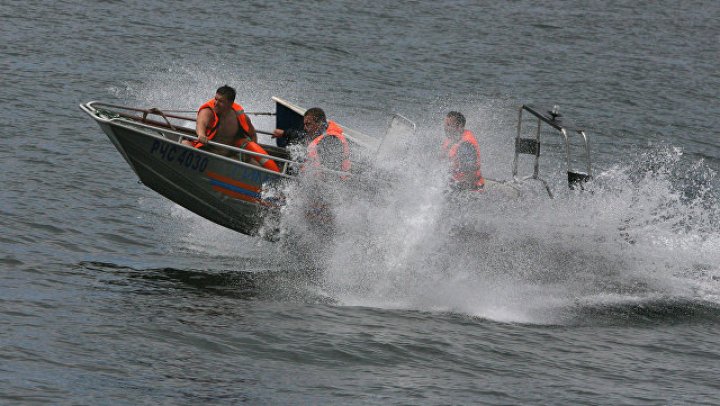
left=126, top=69, right=720, bottom=324
left=277, top=112, right=720, bottom=324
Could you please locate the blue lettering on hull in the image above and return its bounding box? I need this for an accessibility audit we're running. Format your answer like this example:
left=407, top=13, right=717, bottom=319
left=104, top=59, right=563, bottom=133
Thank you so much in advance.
left=149, top=140, right=208, bottom=173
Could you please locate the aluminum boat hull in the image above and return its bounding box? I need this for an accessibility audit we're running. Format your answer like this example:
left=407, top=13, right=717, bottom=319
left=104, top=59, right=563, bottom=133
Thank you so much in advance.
left=82, top=103, right=287, bottom=237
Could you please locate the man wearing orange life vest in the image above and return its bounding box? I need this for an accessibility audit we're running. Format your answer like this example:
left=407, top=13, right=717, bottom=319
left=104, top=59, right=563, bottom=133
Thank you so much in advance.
left=441, top=111, right=485, bottom=191
left=182, top=85, right=257, bottom=158
left=272, top=107, right=351, bottom=175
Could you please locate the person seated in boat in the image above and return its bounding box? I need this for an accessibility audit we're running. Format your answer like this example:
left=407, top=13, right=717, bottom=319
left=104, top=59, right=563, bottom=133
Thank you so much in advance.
left=441, top=111, right=485, bottom=191
left=272, top=107, right=351, bottom=175
left=182, top=85, right=257, bottom=159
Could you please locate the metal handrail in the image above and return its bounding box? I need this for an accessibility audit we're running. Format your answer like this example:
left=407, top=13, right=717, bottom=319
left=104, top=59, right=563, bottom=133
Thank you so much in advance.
left=81, top=101, right=352, bottom=178
left=158, top=109, right=276, bottom=116
left=579, top=131, right=592, bottom=177
left=85, top=102, right=276, bottom=119
left=85, top=101, right=294, bottom=164
left=89, top=102, right=197, bottom=122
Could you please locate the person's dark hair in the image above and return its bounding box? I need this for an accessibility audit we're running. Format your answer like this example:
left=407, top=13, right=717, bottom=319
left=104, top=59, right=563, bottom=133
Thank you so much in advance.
left=446, top=111, right=466, bottom=128
left=304, top=107, right=327, bottom=124
left=216, top=85, right=236, bottom=102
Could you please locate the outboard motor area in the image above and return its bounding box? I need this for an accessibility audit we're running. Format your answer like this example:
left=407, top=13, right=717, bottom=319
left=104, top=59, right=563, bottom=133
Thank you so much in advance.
left=513, top=104, right=592, bottom=197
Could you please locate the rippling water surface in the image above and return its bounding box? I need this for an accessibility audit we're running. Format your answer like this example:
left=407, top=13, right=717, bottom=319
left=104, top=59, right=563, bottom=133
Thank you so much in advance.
left=2, top=1, right=720, bottom=404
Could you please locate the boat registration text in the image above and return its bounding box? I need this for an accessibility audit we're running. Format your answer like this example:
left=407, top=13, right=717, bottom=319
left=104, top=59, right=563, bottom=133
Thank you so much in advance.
left=150, top=140, right=208, bottom=172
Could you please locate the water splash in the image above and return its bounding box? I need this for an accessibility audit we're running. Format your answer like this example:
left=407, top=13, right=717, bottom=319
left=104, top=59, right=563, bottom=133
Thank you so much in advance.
left=124, top=69, right=720, bottom=324
left=277, top=122, right=720, bottom=324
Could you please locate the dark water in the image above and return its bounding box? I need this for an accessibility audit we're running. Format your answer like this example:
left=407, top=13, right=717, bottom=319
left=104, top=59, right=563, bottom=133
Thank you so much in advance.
left=3, top=1, right=720, bottom=404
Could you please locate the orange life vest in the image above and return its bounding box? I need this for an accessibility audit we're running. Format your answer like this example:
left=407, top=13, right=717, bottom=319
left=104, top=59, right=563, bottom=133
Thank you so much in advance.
left=193, top=98, right=252, bottom=148
left=441, top=129, right=485, bottom=190
left=235, top=137, right=280, bottom=172
left=306, top=120, right=351, bottom=176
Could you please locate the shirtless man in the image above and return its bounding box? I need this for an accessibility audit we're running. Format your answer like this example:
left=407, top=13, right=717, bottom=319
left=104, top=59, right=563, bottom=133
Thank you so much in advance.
left=183, top=85, right=256, bottom=158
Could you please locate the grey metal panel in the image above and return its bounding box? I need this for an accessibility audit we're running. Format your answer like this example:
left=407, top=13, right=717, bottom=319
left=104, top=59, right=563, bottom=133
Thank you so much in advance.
left=108, top=125, right=275, bottom=235
left=79, top=100, right=285, bottom=238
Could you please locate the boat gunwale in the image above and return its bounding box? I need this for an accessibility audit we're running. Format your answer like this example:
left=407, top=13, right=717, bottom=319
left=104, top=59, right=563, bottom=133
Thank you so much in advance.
left=81, top=101, right=356, bottom=179
left=81, top=101, right=297, bottom=178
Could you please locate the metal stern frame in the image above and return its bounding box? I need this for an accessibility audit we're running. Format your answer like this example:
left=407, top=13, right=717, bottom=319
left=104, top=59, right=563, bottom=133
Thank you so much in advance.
left=512, top=105, right=592, bottom=197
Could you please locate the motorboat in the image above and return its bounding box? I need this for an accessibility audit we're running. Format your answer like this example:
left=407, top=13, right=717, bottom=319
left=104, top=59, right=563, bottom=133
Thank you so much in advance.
left=79, top=97, right=375, bottom=238
left=80, top=97, right=592, bottom=239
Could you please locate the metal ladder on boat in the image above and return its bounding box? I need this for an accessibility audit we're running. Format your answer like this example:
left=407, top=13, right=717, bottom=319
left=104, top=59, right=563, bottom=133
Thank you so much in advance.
left=512, top=105, right=592, bottom=198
